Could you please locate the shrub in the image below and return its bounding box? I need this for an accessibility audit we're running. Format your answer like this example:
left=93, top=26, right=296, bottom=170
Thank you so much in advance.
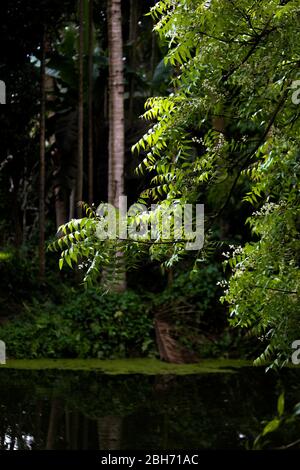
left=0, top=288, right=155, bottom=359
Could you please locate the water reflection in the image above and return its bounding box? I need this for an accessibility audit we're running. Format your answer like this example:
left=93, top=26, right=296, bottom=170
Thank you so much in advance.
left=0, top=368, right=299, bottom=450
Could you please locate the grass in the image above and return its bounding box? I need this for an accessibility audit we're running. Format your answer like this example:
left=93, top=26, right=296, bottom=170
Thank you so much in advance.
left=0, top=358, right=253, bottom=374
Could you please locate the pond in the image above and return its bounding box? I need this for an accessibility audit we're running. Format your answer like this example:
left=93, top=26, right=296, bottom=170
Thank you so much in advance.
left=0, top=361, right=299, bottom=450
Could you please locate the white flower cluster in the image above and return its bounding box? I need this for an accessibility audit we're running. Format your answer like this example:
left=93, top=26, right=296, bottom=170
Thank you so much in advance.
left=253, top=202, right=279, bottom=217
left=192, top=136, right=203, bottom=144
left=231, top=245, right=243, bottom=256
left=213, top=134, right=225, bottom=152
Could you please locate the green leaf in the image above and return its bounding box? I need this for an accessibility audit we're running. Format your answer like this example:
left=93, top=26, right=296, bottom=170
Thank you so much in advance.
left=65, top=253, right=72, bottom=268
left=262, top=418, right=280, bottom=436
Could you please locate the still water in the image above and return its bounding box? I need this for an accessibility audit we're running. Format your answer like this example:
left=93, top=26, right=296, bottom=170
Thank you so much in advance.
left=0, top=367, right=299, bottom=450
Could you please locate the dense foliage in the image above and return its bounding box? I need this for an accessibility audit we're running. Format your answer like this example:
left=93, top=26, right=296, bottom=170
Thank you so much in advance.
left=0, top=259, right=234, bottom=359
left=0, top=288, right=155, bottom=359
left=53, top=0, right=300, bottom=365
left=131, top=0, right=300, bottom=366
left=223, top=138, right=300, bottom=367
left=0, top=0, right=299, bottom=367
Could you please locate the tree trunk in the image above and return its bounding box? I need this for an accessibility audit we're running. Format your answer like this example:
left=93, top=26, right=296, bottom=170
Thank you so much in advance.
left=88, top=0, right=94, bottom=206
left=12, top=179, right=22, bottom=248
left=54, top=185, right=68, bottom=229
left=107, top=0, right=126, bottom=291
left=107, top=0, right=125, bottom=208
left=150, top=32, right=158, bottom=95
left=77, top=0, right=84, bottom=218
left=128, top=0, right=138, bottom=126
left=39, top=30, right=46, bottom=281
left=97, top=416, right=122, bottom=450
left=155, top=314, right=198, bottom=364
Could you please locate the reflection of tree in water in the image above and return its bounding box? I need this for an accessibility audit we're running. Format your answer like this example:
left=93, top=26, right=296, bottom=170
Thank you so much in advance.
left=97, top=416, right=122, bottom=450
left=0, top=369, right=300, bottom=450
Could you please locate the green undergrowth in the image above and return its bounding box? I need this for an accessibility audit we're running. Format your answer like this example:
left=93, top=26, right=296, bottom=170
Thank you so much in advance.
left=0, top=253, right=256, bottom=361
left=0, top=288, right=155, bottom=359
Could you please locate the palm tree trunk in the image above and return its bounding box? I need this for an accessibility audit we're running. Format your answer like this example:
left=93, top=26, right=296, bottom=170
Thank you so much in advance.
left=39, top=30, right=46, bottom=281
left=77, top=0, right=84, bottom=218
left=107, top=0, right=125, bottom=208
left=88, top=0, right=94, bottom=206
left=107, top=0, right=126, bottom=291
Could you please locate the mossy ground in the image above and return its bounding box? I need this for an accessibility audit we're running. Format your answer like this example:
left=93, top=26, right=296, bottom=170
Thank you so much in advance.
left=0, top=358, right=253, bottom=374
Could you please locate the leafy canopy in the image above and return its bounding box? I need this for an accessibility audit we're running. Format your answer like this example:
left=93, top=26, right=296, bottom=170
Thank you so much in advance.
left=52, top=0, right=300, bottom=366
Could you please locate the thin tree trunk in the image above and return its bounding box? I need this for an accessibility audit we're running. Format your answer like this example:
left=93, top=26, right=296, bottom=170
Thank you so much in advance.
left=128, top=0, right=138, bottom=126
left=150, top=32, right=158, bottom=95
left=88, top=0, right=94, bottom=206
left=54, top=185, right=67, bottom=229
left=12, top=179, right=22, bottom=248
left=77, top=0, right=84, bottom=218
left=107, top=0, right=126, bottom=291
left=167, top=268, right=173, bottom=287
left=69, top=187, right=75, bottom=220
left=39, top=30, right=46, bottom=281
